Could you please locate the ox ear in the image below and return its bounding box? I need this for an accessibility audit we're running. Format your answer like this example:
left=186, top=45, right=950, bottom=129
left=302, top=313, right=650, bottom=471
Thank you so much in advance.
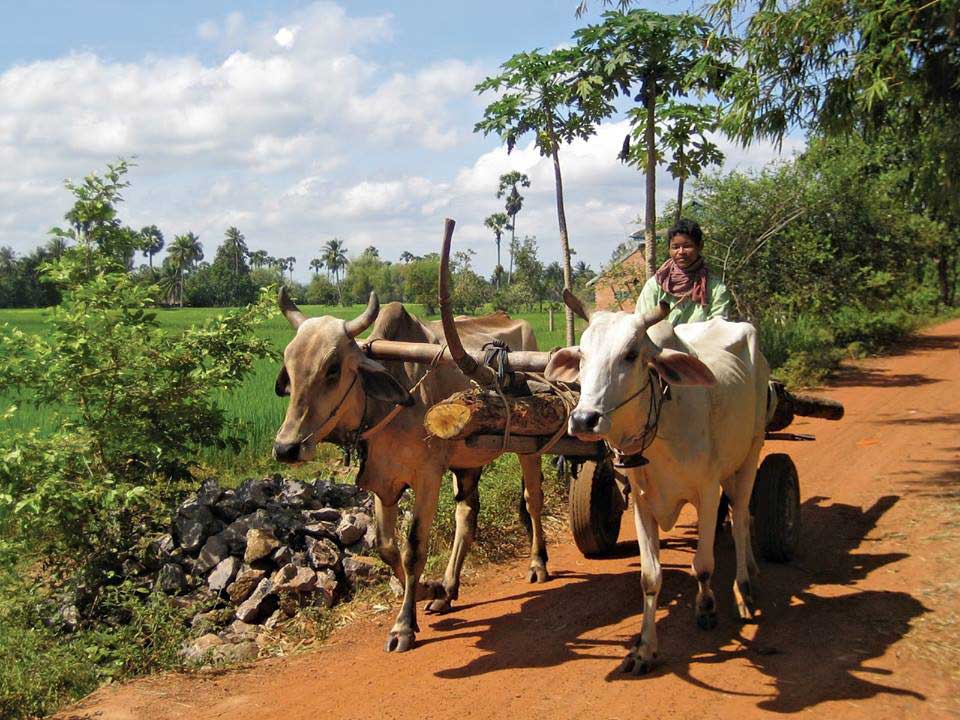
left=544, top=346, right=581, bottom=384
left=356, top=356, right=415, bottom=407
left=275, top=365, right=291, bottom=397
left=649, top=348, right=716, bottom=387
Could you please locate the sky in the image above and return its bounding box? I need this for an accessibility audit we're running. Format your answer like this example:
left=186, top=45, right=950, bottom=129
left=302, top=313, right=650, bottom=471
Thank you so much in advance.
left=0, top=0, right=804, bottom=282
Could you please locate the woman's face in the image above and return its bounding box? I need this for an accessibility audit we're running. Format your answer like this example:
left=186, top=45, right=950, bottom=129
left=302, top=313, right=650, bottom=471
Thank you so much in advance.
left=669, top=233, right=701, bottom=269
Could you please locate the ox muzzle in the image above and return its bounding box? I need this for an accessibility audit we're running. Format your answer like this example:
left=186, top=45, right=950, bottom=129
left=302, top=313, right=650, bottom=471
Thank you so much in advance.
left=568, top=406, right=610, bottom=439
left=273, top=440, right=303, bottom=464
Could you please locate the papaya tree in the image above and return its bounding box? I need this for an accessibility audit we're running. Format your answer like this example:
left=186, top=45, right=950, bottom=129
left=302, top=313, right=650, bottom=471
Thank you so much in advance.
left=476, top=47, right=611, bottom=345
left=575, top=9, right=735, bottom=277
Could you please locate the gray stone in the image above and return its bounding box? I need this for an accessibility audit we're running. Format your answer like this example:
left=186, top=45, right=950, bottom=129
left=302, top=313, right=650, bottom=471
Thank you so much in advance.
left=215, top=489, right=244, bottom=521
left=388, top=575, right=403, bottom=597
left=235, top=578, right=276, bottom=623
left=244, top=528, right=280, bottom=563
left=316, top=569, right=339, bottom=609
left=276, top=480, right=316, bottom=507
left=208, top=556, right=242, bottom=593
left=314, top=480, right=361, bottom=508
left=343, top=556, right=385, bottom=588
left=361, top=520, right=377, bottom=552
left=272, top=564, right=317, bottom=593
left=191, top=607, right=233, bottom=630
left=195, top=478, right=223, bottom=506
left=195, top=533, right=230, bottom=575
left=56, top=603, right=80, bottom=633
left=302, top=508, right=342, bottom=523
left=234, top=478, right=272, bottom=513
left=271, top=545, right=293, bottom=566
left=157, top=563, right=187, bottom=595
left=174, top=502, right=220, bottom=554
left=213, top=640, right=259, bottom=664
left=144, top=533, right=176, bottom=569
left=227, top=566, right=266, bottom=604
left=302, top=521, right=338, bottom=540
left=263, top=609, right=285, bottom=629
left=227, top=619, right=259, bottom=639
left=180, top=633, right=225, bottom=663
left=336, top=514, right=367, bottom=546
left=305, top=536, right=341, bottom=570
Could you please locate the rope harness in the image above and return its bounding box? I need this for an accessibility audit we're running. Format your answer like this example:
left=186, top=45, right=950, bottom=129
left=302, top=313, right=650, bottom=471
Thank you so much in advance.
left=304, top=343, right=447, bottom=467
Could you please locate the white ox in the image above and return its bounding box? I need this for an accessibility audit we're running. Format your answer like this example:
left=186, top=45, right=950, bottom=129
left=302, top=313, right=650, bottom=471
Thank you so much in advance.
left=546, top=295, right=771, bottom=675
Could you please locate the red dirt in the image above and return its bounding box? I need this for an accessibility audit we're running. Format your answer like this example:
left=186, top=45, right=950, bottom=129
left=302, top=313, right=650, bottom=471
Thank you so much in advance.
left=58, top=320, right=960, bottom=720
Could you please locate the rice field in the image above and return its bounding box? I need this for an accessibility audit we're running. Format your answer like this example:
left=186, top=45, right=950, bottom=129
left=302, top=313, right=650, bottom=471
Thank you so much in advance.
left=0, top=303, right=582, bottom=473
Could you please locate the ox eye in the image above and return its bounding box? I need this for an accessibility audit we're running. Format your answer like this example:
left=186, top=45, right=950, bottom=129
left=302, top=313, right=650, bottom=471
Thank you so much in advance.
left=623, top=349, right=639, bottom=363
left=326, top=362, right=340, bottom=379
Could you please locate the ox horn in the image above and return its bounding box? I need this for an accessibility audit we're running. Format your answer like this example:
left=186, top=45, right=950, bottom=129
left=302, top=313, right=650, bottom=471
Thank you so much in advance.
left=640, top=300, right=670, bottom=327
left=344, top=291, right=380, bottom=338
left=279, top=285, right=307, bottom=329
left=562, top=288, right=591, bottom=322
left=438, top=218, right=493, bottom=383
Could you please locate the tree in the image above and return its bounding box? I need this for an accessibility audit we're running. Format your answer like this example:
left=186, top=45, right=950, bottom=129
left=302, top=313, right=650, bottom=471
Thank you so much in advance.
left=496, top=172, right=531, bottom=284
left=484, top=212, right=510, bottom=290
left=49, top=159, right=145, bottom=273
left=476, top=47, right=609, bottom=345
left=575, top=9, right=735, bottom=278
left=140, top=225, right=165, bottom=270
left=222, top=227, right=248, bottom=278
left=709, top=0, right=960, bottom=306
left=657, top=103, right=724, bottom=223
left=167, top=233, right=203, bottom=307
left=399, top=251, right=419, bottom=264
left=321, top=238, right=349, bottom=305
left=309, top=258, right=323, bottom=277
left=249, top=249, right=269, bottom=269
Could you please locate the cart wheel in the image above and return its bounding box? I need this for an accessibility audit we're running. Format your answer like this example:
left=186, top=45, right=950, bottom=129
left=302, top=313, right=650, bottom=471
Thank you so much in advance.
left=752, top=453, right=801, bottom=562
left=569, top=455, right=623, bottom=557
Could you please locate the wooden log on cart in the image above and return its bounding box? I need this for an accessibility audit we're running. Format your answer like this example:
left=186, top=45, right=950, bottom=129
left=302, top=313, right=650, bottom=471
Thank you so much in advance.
left=767, top=380, right=845, bottom=431
left=425, top=388, right=569, bottom=440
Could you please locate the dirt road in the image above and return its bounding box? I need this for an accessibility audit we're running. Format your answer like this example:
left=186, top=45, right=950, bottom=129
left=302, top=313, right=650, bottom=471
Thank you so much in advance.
left=60, top=319, right=960, bottom=720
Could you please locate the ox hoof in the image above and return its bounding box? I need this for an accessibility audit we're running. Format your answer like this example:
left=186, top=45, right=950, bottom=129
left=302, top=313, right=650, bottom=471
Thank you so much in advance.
left=733, top=579, right=758, bottom=623
left=696, top=594, right=718, bottom=630
left=619, top=648, right=658, bottom=676
left=384, top=630, right=416, bottom=653
left=696, top=609, right=718, bottom=631
left=425, top=596, right=454, bottom=614
left=527, top=566, right=550, bottom=584
left=415, top=581, right=446, bottom=602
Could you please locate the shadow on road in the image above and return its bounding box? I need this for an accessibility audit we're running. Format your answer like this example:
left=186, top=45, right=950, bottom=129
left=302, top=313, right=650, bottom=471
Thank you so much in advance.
left=429, top=495, right=927, bottom=713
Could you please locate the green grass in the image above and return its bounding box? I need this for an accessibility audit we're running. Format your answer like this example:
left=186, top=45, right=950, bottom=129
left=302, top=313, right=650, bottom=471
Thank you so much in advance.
left=0, top=303, right=581, bottom=475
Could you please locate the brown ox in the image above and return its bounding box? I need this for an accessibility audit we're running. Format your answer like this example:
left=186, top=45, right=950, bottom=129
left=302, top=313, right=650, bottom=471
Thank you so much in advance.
left=273, top=290, right=549, bottom=652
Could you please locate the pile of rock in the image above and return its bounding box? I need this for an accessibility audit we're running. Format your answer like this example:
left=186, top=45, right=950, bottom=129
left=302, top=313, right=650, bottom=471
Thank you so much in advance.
left=143, top=475, right=390, bottom=663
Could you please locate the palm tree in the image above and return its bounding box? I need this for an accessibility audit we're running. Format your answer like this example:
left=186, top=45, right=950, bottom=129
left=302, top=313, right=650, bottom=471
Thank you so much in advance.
left=249, top=249, right=269, bottom=269
left=497, top=171, right=530, bottom=285
left=45, top=236, right=69, bottom=260
left=156, top=262, right=179, bottom=305
left=285, top=256, right=296, bottom=279
left=168, top=233, right=203, bottom=307
left=141, top=225, right=165, bottom=270
left=309, top=258, right=323, bottom=276
left=321, top=238, right=349, bottom=305
left=223, top=227, right=248, bottom=277
left=484, top=213, right=510, bottom=290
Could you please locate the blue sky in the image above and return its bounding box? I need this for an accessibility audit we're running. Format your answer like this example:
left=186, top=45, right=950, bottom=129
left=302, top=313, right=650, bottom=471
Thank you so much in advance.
left=0, top=1, right=800, bottom=281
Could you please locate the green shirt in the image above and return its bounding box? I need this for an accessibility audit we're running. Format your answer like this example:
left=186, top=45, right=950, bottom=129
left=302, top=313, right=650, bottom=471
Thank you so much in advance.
left=635, top=274, right=731, bottom=326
